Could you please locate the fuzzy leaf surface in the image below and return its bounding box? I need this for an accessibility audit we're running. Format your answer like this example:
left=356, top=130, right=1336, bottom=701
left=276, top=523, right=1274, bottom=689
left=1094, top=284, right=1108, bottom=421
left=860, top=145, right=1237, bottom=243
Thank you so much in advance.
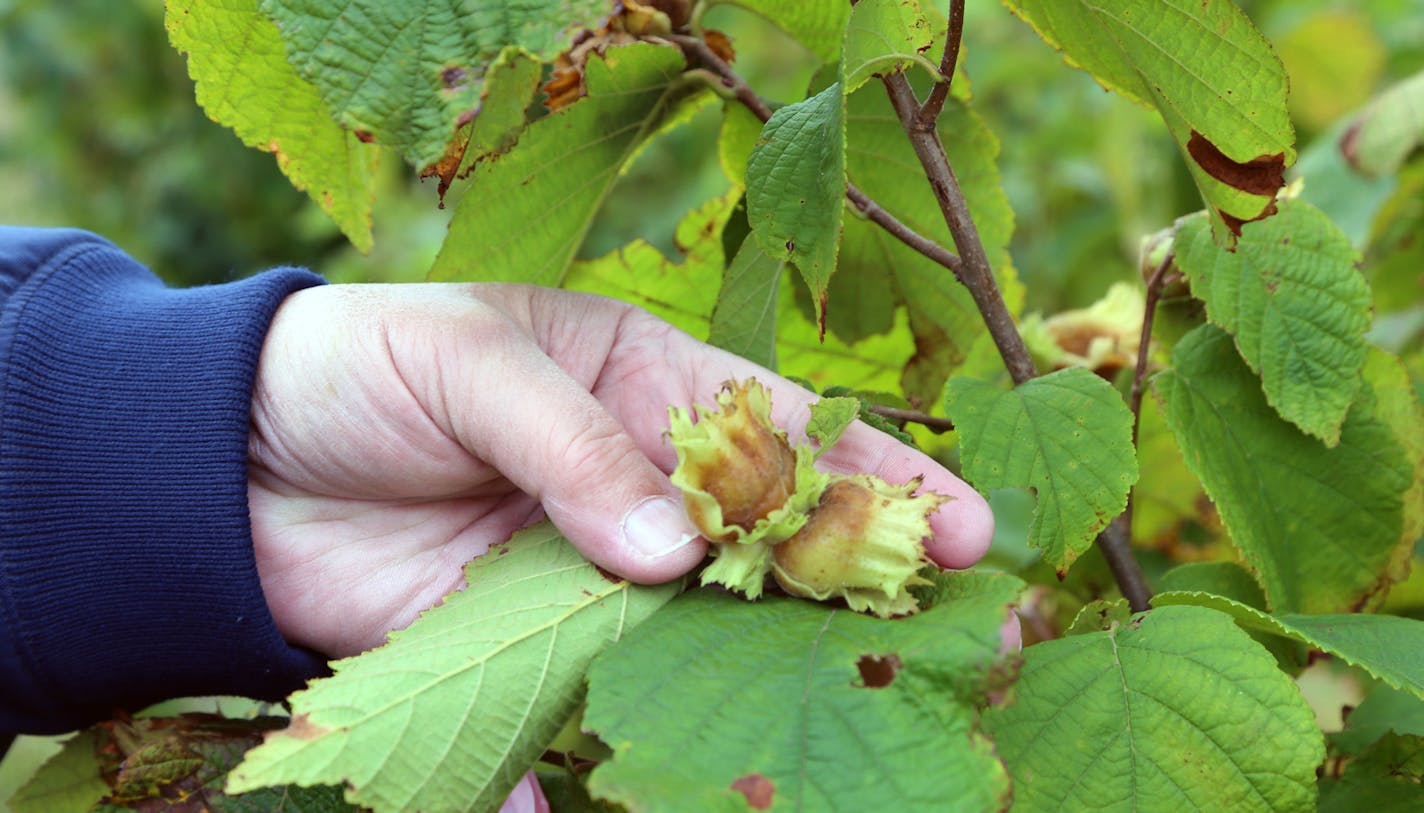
left=166, top=0, right=376, bottom=251
left=746, top=81, right=846, bottom=325
left=228, top=523, right=678, bottom=813
left=708, top=235, right=782, bottom=370
left=1004, top=0, right=1295, bottom=233
left=584, top=573, right=1023, bottom=812
left=1174, top=202, right=1371, bottom=445
left=805, top=396, right=860, bottom=457
left=1156, top=327, right=1415, bottom=613
left=430, top=43, right=689, bottom=285
left=945, top=367, right=1137, bottom=573
left=984, top=605, right=1323, bottom=812
left=1153, top=591, right=1424, bottom=701
left=258, top=0, right=607, bottom=168
left=843, top=0, right=937, bottom=92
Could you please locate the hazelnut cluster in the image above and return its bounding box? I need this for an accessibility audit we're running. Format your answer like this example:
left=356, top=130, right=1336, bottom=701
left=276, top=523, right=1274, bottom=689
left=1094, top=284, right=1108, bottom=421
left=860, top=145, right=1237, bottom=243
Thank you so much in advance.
left=667, top=379, right=948, bottom=617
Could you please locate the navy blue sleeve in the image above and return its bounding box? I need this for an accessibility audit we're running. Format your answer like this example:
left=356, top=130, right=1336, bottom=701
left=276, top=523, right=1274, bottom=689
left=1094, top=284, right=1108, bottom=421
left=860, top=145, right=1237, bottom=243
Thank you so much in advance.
left=0, top=226, right=330, bottom=735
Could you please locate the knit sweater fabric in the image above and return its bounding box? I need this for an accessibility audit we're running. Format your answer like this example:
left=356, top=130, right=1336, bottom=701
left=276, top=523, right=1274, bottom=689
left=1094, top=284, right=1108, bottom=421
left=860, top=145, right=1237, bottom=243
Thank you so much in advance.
left=0, top=227, right=329, bottom=734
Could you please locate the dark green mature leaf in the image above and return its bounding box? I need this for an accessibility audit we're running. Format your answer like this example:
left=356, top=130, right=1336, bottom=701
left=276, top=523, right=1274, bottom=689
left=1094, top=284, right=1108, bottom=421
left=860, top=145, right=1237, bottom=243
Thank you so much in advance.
left=1332, top=685, right=1424, bottom=756
left=585, top=573, right=1023, bottom=812
left=708, top=235, right=782, bottom=370
left=985, top=605, right=1323, bottom=812
left=1156, top=327, right=1415, bottom=613
left=1004, top=0, right=1295, bottom=235
left=1153, top=591, right=1424, bottom=701
left=1318, top=734, right=1424, bottom=813
left=1156, top=561, right=1268, bottom=608
left=708, top=0, right=849, bottom=62
left=746, top=81, right=846, bottom=326
left=945, top=367, right=1138, bottom=573
left=228, top=523, right=678, bottom=813
left=430, top=43, right=690, bottom=285
left=1343, top=69, right=1424, bottom=178
left=258, top=0, right=608, bottom=168
left=843, top=0, right=938, bottom=93
left=1174, top=202, right=1371, bottom=445
left=166, top=0, right=377, bottom=251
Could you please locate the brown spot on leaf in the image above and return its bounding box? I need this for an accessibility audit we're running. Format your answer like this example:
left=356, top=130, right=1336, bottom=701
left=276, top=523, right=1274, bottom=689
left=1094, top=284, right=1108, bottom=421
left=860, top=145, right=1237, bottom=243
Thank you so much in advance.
left=705, top=29, right=736, bottom=64
left=353, top=129, right=376, bottom=144
left=1186, top=131, right=1285, bottom=197
left=731, top=773, right=775, bottom=809
left=284, top=713, right=330, bottom=740
left=593, top=563, right=623, bottom=584
left=441, top=65, right=470, bottom=92
left=1217, top=199, right=1278, bottom=237
left=855, top=653, right=902, bottom=687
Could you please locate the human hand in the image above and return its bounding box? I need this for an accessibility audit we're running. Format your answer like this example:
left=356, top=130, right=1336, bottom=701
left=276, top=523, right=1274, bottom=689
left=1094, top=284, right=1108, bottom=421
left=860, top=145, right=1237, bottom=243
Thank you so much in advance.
left=247, top=284, right=995, bottom=657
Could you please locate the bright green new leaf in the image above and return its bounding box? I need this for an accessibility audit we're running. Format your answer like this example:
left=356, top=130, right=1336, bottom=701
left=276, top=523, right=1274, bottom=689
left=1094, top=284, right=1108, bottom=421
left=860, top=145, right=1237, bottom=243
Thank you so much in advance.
left=258, top=0, right=607, bottom=168
left=228, top=523, right=678, bottom=813
left=1153, top=591, right=1424, bottom=701
left=708, top=235, right=782, bottom=370
left=708, top=0, right=849, bottom=63
left=1004, top=0, right=1295, bottom=234
left=945, top=367, right=1138, bottom=573
left=805, top=395, right=859, bottom=456
left=1343, top=69, right=1424, bottom=178
left=166, top=0, right=377, bottom=251
left=430, top=43, right=690, bottom=285
left=746, top=82, right=846, bottom=326
left=1156, top=326, right=1414, bottom=613
left=984, top=605, right=1323, bottom=812
left=1174, top=202, right=1371, bottom=445
left=843, top=0, right=938, bottom=93
left=585, top=575, right=1022, bottom=812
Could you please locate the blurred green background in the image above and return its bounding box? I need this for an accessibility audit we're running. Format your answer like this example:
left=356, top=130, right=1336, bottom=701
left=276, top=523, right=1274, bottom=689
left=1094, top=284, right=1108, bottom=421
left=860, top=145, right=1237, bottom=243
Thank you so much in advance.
left=1, top=0, right=1420, bottom=316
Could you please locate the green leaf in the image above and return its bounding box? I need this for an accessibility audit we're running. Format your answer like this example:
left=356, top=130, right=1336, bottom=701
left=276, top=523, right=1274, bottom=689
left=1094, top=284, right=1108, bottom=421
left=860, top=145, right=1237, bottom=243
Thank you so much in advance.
left=843, top=0, right=938, bottom=93
left=708, top=235, right=783, bottom=370
left=1156, top=561, right=1267, bottom=608
left=805, top=396, right=860, bottom=457
left=431, top=47, right=544, bottom=211
left=228, top=523, right=678, bottom=813
left=1332, top=685, right=1424, bottom=756
left=1343, top=69, right=1424, bottom=178
left=746, top=81, right=846, bottom=326
left=258, top=0, right=608, bottom=168
left=1156, top=326, right=1415, bottom=613
left=585, top=574, right=1022, bottom=812
left=708, top=0, right=850, bottom=63
left=166, top=0, right=377, bottom=251
left=945, top=367, right=1138, bottom=573
left=1003, top=0, right=1295, bottom=234
left=984, top=605, right=1323, bottom=812
left=1174, top=202, right=1371, bottom=445
left=1318, top=733, right=1424, bottom=813
left=429, top=43, right=690, bottom=284
left=1152, top=591, right=1424, bottom=701
left=9, top=731, right=107, bottom=813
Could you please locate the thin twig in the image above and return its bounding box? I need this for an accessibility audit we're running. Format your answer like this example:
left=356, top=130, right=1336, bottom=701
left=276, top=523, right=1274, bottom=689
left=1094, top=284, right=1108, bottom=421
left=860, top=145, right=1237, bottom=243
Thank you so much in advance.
left=866, top=404, right=955, bottom=432
left=667, top=33, right=967, bottom=283
left=914, top=0, right=965, bottom=130
left=881, top=73, right=1038, bottom=385
left=1097, top=515, right=1152, bottom=612
left=1128, top=253, right=1175, bottom=449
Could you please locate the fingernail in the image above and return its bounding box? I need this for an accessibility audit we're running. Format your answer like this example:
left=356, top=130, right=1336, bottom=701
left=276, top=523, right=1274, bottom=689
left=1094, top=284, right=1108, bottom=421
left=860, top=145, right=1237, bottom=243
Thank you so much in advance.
left=622, top=496, right=700, bottom=560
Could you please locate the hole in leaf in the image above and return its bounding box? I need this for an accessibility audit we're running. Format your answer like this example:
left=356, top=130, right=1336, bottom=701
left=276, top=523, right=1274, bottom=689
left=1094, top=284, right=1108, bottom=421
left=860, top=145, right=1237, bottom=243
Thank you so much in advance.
left=855, top=653, right=902, bottom=688
left=731, top=773, right=775, bottom=809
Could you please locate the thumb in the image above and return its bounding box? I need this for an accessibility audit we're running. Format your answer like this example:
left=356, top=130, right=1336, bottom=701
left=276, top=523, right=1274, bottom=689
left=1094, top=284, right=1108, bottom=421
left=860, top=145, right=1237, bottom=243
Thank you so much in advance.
left=449, top=332, right=706, bottom=582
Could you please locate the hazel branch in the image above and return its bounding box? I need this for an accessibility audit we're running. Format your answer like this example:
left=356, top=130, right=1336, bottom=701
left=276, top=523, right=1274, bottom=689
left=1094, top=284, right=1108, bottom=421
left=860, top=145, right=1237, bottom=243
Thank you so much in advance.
left=913, top=0, right=965, bottom=130
left=666, top=33, right=965, bottom=282
left=865, top=405, right=955, bottom=433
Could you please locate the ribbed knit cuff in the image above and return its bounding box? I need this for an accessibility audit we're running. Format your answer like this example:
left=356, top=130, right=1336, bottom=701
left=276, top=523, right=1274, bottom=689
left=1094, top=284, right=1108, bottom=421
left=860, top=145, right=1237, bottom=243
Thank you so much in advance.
left=0, top=229, right=329, bottom=734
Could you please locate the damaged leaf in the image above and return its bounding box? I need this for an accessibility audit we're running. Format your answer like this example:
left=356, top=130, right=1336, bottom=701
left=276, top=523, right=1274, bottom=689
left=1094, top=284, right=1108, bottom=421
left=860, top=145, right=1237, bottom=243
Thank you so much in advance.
left=585, top=572, right=1022, bottom=812
left=1004, top=0, right=1296, bottom=236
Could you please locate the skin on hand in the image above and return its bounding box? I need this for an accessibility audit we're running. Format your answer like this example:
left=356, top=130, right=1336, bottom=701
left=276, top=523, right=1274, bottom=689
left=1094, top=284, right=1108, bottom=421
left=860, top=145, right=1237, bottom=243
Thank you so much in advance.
left=248, top=284, right=995, bottom=657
